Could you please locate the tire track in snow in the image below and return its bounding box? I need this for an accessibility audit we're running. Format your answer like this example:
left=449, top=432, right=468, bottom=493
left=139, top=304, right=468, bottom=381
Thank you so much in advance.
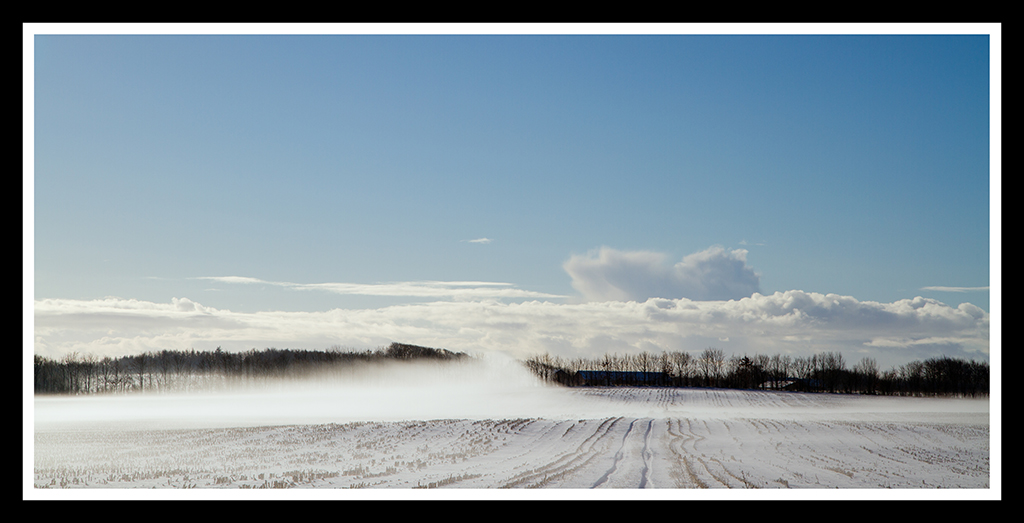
left=638, top=419, right=654, bottom=488
left=687, top=419, right=734, bottom=488
left=592, top=418, right=636, bottom=488
left=666, top=418, right=705, bottom=488
left=498, top=417, right=622, bottom=488
left=593, top=418, right=654, bottom=488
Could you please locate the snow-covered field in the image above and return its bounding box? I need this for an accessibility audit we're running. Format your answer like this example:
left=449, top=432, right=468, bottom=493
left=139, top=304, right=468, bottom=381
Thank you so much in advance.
left=28, top=357, right=994, bottom=499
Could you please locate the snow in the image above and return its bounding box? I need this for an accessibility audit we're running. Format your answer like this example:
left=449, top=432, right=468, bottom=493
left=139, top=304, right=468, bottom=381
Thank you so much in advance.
left=28, top=357, right=993, bottom=499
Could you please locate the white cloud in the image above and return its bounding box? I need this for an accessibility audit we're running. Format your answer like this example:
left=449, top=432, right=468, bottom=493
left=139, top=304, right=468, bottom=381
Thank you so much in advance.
left=563, top=245, right=761, bottom=302
left=463, top=238, right=493, bottom=244
left=197, top=276, right=564, bottom=300
left=199, top=276, right=266, bottom=285
left=921, top=286, right=990, bottom=293
left=34, top=290, right=990, bottom=370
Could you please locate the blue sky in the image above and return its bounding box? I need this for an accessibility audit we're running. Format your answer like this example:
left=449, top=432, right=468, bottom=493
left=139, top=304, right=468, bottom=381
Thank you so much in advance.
left=28, top=25, right=998, bottom=370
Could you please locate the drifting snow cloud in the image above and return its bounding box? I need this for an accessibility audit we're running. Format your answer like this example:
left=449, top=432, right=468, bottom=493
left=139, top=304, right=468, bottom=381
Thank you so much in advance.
left=563, top=246, right=761, bottom=302
left=197, top=276, right=563, bottom=300
left=34, top=290, right=989, bottom=370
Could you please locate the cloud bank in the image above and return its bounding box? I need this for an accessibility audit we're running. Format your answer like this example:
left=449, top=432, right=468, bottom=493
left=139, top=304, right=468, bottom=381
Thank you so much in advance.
left=34, top=290, right=989, bottom=370
left=33, top=248, right=990, bottom=370
left=563, top=246, right=761, bottom=302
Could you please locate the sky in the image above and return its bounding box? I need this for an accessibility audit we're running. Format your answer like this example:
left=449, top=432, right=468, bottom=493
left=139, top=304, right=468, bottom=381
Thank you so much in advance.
left=26, top=24, right=999, bottom=372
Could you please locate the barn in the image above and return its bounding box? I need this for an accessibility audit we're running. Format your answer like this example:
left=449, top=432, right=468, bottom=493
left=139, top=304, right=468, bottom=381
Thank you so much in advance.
left=574, top=370, right=671, bottom=387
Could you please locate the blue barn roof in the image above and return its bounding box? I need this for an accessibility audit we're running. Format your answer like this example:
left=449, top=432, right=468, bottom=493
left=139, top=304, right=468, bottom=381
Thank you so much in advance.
left=577, top=371, right=665, bottom=379
left=575, top=371, right=670, bottom=385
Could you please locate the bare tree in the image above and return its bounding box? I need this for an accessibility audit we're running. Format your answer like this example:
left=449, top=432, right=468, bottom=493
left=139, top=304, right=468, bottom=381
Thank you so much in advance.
left=635, top=351, right=654, bottom=374
left=768, top=354, right=791, bottom=389
left=134, top=352, right=149, bottom=392
left=669, top=352, right=694, bottom=385
left=658, top=352, right=672, bottom=375
left=600, top=353, right=617, bottom=372
left=854, top=357, right=879, bottom=393
left=80, top=353, right=96, bottom=393
left=568, top=357, right=587, bottom=373
left=698, top=348, right=725, bottom=387
left=820, top=351, right=846, bottom=392
left=62, top=352, right=80, bottom=394
left=792, top=356, right=812, bottom=382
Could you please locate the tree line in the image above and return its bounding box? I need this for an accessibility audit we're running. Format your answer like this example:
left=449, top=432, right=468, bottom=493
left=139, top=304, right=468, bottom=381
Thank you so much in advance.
left=35, top=343, right=989, bottom=398
left=33, top=343, right=467, bottom=395
left=524, top=348, right=989, bottom=397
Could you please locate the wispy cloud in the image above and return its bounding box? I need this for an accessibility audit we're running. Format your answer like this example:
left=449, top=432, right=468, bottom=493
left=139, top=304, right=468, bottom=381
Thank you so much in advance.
left=462, top=238, right=493, bottom=244
left=200, top=276, right=266, bottom=285
left=563, top=245, right=761, bottom=302
left=920, top=286, right=990, bottom=293
left=196, top=276, right=563, bottom=300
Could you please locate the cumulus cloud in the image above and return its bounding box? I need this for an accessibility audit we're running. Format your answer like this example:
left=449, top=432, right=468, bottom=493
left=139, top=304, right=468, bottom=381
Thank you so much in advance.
left=34, top=290, right=989, bottom=370
left=563, top=246, right=761, bottom=302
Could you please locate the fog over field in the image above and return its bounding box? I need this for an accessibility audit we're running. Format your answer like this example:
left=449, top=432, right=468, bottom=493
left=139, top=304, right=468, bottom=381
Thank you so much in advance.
left=31, top=355, right=993, bottom=499
left=35, top=355, right=571, bottom=430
